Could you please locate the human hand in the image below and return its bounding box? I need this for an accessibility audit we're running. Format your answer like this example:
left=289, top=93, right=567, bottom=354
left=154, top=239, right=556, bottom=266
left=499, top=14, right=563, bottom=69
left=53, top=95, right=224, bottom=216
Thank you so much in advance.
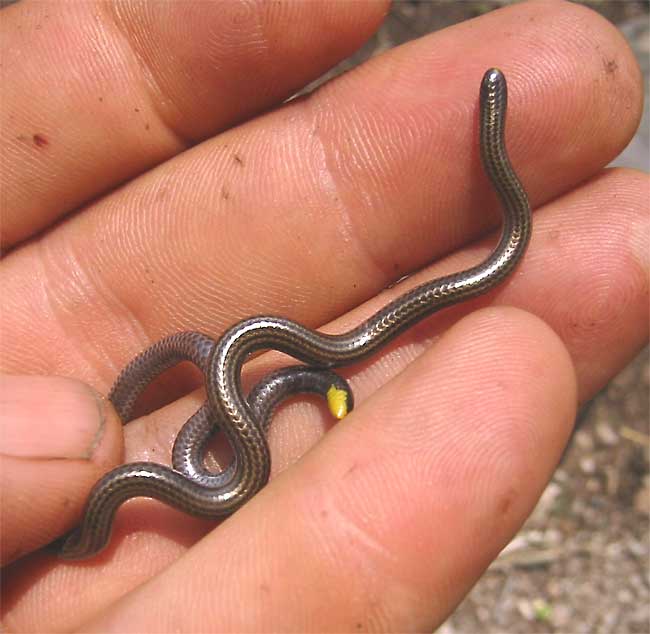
left=1, top=0, right=647, bottom=631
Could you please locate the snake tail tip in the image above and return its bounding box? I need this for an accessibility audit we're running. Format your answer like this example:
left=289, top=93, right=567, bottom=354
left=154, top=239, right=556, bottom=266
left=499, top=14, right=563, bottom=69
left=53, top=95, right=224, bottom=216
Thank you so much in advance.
left=327, top=385, right=350, bottom=420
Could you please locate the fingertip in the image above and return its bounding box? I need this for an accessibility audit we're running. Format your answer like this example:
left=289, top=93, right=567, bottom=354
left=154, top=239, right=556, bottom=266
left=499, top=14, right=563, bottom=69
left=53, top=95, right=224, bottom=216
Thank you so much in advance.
left=558, top=0, right=644, bottom=107
left=413, top=305, right=578, bottom=480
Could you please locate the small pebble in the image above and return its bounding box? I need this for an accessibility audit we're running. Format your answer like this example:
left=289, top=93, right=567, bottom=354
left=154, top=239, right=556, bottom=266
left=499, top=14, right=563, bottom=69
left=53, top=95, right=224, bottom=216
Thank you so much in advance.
left=606, top=541, right=624, bottom=557
left=544, top=528, right=563, bottom=546
left=517, top=599, right=534, bottom=621
left=579, top=456, right=596, bottom=474
left=595, top=421, right=619, bottom=446
left=527, top=530, right=544, bottom=545
left=627, top=539, right=647, bottom=557
left=531, top=482, right=563, bottom=520
left=574, top=430, right=594, bottom=451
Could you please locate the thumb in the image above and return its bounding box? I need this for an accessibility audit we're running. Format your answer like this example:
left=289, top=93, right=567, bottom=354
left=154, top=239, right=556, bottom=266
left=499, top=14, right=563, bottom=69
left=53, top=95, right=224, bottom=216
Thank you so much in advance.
left=0, top=375, right=122, bottom=564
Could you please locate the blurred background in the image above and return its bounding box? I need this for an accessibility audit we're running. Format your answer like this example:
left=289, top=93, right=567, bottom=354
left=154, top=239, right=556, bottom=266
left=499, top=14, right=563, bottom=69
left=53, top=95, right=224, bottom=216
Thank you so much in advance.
left=3, top=1, right=648, bottom=632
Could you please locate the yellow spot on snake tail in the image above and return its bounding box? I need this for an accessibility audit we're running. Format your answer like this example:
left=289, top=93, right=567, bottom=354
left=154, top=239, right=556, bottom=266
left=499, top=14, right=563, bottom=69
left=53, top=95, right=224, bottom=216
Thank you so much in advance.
left=327, top=385, right=349, bottom=420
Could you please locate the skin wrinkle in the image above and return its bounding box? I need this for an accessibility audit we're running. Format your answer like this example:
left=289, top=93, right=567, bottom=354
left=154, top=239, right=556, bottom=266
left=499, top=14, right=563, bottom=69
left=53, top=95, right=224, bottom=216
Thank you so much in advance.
left=100, top=2, right=195, bottom=149
left=0, top=257, right=50, bottom=374
left=36, top=232, right=143, bottom=390
left=3, top=377, right=118, bottom=462
left=313, top=479, right=398, bottom=577
left=316, top=451, right=442, bottom=627
left=202, top=1, right=268, bottom=78
left=92, top=270, right=161, bottom=391
left=308, top=63, right=504, bottom=282
left=304, top=95, right=386, bottom=290
left=352, top=108, right=442, bottom=267
left=567, top=262, right=645, bottom=361
left=0, top=454, right=79, bottom=464
left=86, top=190, right=205, bottom=377
left=210, top=126, right=328, bottom=311
left=33, top=240, right=90, bottom=377
left=292, top=459, right=409, bottom=632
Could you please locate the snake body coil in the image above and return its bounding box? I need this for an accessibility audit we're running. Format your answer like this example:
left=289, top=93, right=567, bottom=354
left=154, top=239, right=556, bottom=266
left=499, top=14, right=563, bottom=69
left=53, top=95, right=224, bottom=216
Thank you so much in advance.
left=59, top=68, right=531, bottom=560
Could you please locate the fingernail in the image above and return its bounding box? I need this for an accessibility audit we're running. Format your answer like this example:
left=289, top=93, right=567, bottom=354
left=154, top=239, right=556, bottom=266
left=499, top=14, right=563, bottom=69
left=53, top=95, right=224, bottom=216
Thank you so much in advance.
left=0, top=376, right=107, bottom=459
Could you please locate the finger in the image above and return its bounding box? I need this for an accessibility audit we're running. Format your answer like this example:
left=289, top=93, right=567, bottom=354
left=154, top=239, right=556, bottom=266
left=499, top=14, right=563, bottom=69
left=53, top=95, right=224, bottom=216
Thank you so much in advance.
left=1, top=0, right=642, bottom=399
left=80, top=308, right=577, bottom=632
left=2, top=168, right=646, bottom=631
left=0, top=0, right=388, bottom=247
left=0, top=376, right=122, bottom=565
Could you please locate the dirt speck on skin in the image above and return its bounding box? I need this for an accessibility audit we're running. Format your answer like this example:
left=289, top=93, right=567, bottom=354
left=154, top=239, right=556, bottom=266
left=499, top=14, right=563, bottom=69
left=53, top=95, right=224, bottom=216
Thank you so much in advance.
left=32, top=133, right=48, bottom=148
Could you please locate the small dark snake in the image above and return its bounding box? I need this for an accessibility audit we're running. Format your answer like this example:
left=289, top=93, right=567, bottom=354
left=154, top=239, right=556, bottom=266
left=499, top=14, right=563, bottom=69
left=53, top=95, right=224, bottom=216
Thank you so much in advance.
left=59, top=68, right=532, bottom=559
